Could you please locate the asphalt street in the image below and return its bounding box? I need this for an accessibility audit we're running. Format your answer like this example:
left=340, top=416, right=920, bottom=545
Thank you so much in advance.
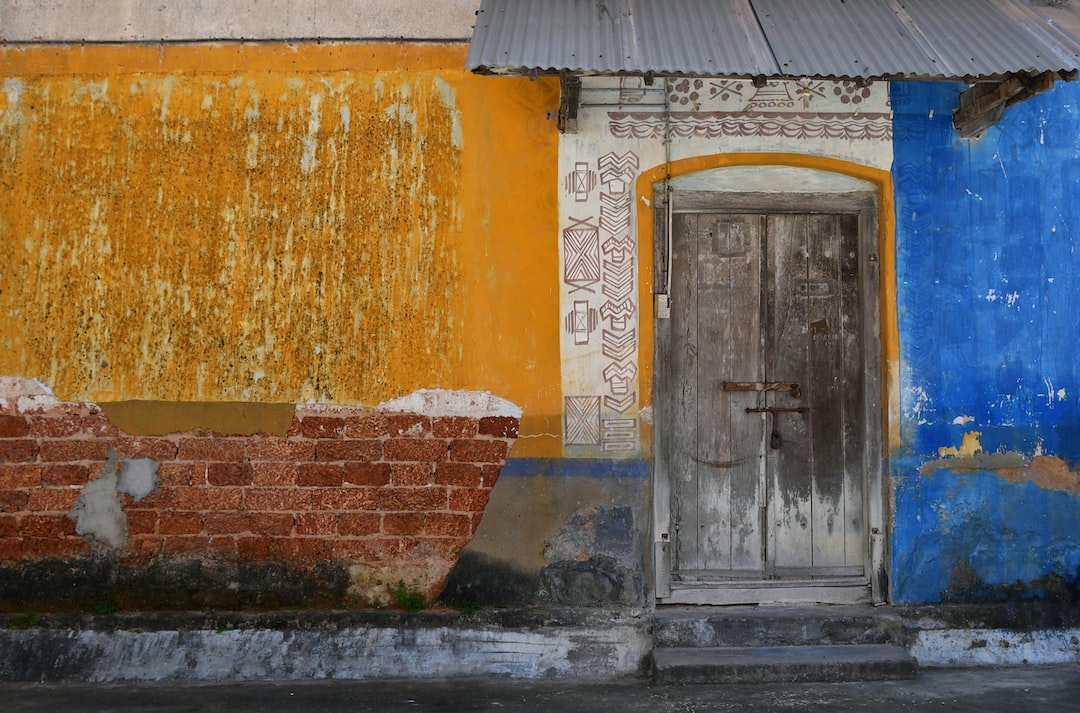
left=4, top=665, right=1080, bottom=712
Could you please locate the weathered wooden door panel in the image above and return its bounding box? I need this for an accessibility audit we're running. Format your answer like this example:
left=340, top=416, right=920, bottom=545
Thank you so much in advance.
left=671, top=213, right=764, bottom=578
left=766, top=214, right=864, bottom=577
left=662, top=198, right=871, bottom=595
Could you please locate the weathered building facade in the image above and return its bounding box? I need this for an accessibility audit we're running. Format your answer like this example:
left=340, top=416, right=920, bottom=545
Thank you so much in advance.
left=2, top=0, right=1080, bottom=674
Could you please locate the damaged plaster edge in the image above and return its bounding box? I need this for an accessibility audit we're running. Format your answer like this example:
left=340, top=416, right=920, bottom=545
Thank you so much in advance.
left=0, top=375, right=63, bottom=413
left=910, top=627, right=1080, bottom=667
left=376, top=389, right=523, bottom=419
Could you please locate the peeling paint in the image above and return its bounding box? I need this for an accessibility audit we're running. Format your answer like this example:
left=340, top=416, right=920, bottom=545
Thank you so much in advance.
left=936, top=431, right=983, bottom=458
left=1000, top=455, right=1080, bottom=496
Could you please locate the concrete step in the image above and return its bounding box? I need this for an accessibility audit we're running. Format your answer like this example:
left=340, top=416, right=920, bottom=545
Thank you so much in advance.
left=654, top=604, right=903, bottom=648
left=652, top=643, right=917, bottom=685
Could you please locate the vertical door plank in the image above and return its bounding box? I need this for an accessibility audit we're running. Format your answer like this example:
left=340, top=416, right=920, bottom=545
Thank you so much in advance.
left=697, top=214, right=764, bottom=574
left=806, top=214, right=848, bottom=569
left=766, top=214, right=814, bottom=571
left=669, top=213, right=700, bottom=573
left=838, top=214, right=866, bottom=569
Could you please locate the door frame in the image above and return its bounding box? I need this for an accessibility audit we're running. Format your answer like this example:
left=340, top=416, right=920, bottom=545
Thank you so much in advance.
left=651, top=188, right=887, bottom=606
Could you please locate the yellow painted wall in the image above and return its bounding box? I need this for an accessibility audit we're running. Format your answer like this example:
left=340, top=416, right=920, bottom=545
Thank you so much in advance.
left=0, top=44, right=561, bottom=451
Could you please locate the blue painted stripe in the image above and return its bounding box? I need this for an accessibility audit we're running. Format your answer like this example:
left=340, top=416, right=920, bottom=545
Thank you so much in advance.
left=499, top=458, right=650, bottom=479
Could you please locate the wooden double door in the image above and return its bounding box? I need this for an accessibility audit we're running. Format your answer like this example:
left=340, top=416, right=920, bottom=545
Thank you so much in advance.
left=654, top=192, right=882, bottom=604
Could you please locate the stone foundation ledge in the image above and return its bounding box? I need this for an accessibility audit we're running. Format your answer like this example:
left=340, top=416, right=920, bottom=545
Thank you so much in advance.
left=0, top=607, right=650, bottom=682
left=898, top=603, right=1080, bottom=667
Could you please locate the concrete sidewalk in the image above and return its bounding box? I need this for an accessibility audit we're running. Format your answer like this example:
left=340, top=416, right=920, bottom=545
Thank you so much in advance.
left=5, top=665, right=1080, bottom=712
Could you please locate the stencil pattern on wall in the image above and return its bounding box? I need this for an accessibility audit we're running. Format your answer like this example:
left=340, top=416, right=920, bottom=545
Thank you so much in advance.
left=561, top=151, right=641, bottom=454
left=609, top=78, right=891, bottom=141
left=558, top=77, right=892, bottom=460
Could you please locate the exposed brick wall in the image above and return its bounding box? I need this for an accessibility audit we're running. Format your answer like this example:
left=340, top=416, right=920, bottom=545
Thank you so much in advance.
left=0, top=387, right=519, bottom=609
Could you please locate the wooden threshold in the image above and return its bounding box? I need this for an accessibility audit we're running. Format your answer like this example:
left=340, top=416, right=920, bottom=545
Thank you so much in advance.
left=661, top=578, right=871, bottom=606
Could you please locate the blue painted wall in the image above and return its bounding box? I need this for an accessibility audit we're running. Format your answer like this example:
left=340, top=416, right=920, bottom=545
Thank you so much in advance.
left=891, top=81, right=1080, bottom=603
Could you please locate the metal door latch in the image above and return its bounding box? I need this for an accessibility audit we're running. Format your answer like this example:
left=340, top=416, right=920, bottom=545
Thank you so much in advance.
left=745, top=407, right=808, bottom=450
left=721, top=381, right=802, bottom=399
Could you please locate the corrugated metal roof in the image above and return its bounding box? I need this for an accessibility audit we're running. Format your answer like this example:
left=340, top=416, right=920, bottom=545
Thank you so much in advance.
left=466, top=0, right=1080, bottom=80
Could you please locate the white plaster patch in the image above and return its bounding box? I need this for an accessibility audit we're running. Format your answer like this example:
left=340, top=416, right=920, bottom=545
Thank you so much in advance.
left=952, top=415, right=975, bottom=425
left=117, top=457, right=162, bottom=503
left=377, top=389, right=523, bottom=418
left=68, top=452, right=127, bottom=551
left=911, top=628, right=1080, bottom=667
left=69, top=452, right=162, bottom=550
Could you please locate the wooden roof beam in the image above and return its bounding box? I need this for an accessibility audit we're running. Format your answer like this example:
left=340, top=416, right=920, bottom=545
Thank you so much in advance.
left=558, top=73, right=581, bottom=134
left=953, top=70, right=1061, bottom=138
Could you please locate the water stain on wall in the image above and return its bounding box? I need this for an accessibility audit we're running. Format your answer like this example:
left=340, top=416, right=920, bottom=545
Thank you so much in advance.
left=1, top=65, right=464, bottom=405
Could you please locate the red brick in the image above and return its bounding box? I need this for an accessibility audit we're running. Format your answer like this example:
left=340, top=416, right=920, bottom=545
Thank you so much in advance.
left=342, top=413, right=388, bottom=438
left=159, top=512, right=204, bottom=535
left=0, top=416, right=30, bottom=438
left=25, top=487, right=80, bottom=512
left=246, top=438, right=315, bottom=461
left=127, top=510, right=159, bottom=535
left=295, top=512, right=336, bottom=536
left=169, top=487, right=245, bottom=511
left=296, top=463, right=343, bottom=487
left=478, top=417, right=520, bottom=438
left=0, top=439, right=39, bottom=463
left=206, top=535, right=239, bottom=558
left=309, top=488, right=377, bottom=512
left=399, top=536, right=460, bottom=560
left=382, top=512, right=425, bottom=536
left=251, top=513, right=294, bottom=536
left=390, top=462, right=434, bottom=486
left=0, top=464, right=41, bottom=488
left=27, top=412, right=119, bottom=438
left=432, top=416, right=479, bottom=439
left=0, top=489, right=28, bottom=512
left=251, top=461, right=299, bottom=486
left=448, top=439, right=508, bottom=463
left=296, top=416, right=345, bottom=439
left=236, top=536, right=272, bottom=559
left=338, top=511, right=381, bottom=536
left=343, top=462, right=392, bottom=487
left=15, top=537, right=87, bottom=560
left=434, top=462, right=482, bottom=487
left=480, top=464, right=504, bottom=488
left=384, top=438, right=448, bottom=463
left=0, top=538, right=20, bottom=560
left=178, top=438, right=246, bottom=462
left=267, top=537, right=328, bottom=560
left=207, top=462, right=254, bottom=486
left=128, top=535, right=164, bottom=557
left=20, top=514, right=76, bottom=538
left=112, top=437, right=178, bottom=461
left=315, top=439, right=382, bottom=462
left=448, top=487, right=493, bottom=513
left=38, top=439, right=107, bottom=462
left=375, top=486, right=448, bottom=512
left=0, top=515, right=18, bottom=537
left=385, top=414, right=431, bottom=437
left=157, top=462, right=197, bottom=487
left=203, top=512, right=251, bottom=534
left=245, top=488, right=313, bottom=512
left=161, top=535, right=212, bottom=555
left=426, top=512, right=473, bottom=538
left=41, top=463, right=90, bottom=486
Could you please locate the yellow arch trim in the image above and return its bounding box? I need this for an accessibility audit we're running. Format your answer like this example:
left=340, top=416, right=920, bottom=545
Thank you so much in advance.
left=635, top=152, right=900, bottom=449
